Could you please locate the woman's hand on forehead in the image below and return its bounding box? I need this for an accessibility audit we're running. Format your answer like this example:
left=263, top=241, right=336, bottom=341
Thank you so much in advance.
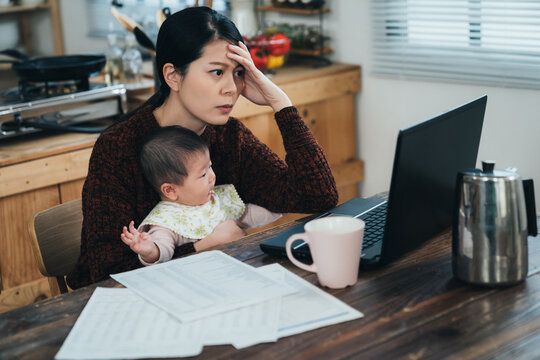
left=227, top=42, right=292, bottom=113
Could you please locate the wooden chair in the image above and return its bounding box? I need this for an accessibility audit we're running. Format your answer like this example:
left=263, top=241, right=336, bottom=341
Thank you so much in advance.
left=27, top=199, right=82, bottom=296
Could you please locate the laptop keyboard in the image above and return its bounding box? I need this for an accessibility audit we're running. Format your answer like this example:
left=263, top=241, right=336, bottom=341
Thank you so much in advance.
left=357, top=201, right=388, bottom=249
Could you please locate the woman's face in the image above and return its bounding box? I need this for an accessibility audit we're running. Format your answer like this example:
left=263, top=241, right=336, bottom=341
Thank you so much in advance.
left=174, top=39, right=245, bottom=130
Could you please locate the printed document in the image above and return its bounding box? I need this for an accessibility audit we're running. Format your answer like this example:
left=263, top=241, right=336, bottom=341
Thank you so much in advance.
left=111, top=250, right=295, bottom=322
left=55, top=288, right=203, bottom=360
left=203, top=297, right=281, bottom=349
left=56, top=253, right=364, bottom=359
left=257, top=263, right=364, bottom=338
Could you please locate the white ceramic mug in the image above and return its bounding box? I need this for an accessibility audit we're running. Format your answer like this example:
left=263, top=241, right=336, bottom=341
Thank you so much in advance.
left=286, top=216, right=365, bottom=289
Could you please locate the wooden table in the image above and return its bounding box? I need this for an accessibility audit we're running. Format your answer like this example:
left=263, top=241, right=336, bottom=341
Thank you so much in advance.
left=1, top=218, right=540, bottom=360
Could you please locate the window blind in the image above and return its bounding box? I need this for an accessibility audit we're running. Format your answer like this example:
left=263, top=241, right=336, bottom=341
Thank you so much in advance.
left=371, top=0, right=540, bottom=89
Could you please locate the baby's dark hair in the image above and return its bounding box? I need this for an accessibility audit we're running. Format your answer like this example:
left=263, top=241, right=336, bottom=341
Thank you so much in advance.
left=140, top=126, right=208, bottom=195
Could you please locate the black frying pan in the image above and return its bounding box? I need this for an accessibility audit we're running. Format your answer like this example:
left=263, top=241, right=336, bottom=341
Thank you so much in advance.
left=0, top=49, right=106, bottom=82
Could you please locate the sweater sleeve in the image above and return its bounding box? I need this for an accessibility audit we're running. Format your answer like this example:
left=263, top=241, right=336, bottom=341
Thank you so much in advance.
left=231, top=106, right=338, bottom=214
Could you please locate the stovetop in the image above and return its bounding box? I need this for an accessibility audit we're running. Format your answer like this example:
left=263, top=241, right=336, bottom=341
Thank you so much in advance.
left=0, top=83, right=126, bottom=116
left=0, top=83, right=127, bottom=139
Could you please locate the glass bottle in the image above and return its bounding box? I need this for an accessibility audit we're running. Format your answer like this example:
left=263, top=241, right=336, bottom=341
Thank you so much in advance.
left=104, top=33, right=125, bottom=85
left=122, top=34, right=143, bottom=83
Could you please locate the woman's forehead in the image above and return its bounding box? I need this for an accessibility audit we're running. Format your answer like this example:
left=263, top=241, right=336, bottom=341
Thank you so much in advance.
left=198, top=39, right=240, bottom=67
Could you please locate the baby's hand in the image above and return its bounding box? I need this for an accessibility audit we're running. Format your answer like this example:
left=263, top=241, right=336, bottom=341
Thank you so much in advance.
left=121, top=221, right=159, bottom=262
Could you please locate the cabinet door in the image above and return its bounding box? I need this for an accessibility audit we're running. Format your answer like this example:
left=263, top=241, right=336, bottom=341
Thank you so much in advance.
left=297, top=95, right=357, bottom=166
left=0, top=186, right=60, bottom=289
left=60, top=179, right=85, bottom=203
left=0, top=186, right=61, bottom=313
left=0, top=178, right=86, bottom=313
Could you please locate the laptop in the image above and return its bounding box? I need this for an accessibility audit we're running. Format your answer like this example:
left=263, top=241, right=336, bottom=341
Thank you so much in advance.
left=260, top=95, right=487, bottom=269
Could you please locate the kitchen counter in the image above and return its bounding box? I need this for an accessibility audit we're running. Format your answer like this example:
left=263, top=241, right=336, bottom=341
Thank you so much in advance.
left=0, top=63, right=363, bottom=313
left=0, top=132, right=98, bottom=168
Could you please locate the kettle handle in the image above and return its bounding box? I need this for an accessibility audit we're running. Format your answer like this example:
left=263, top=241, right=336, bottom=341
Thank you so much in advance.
left=523, top=179, right=538, bottom=236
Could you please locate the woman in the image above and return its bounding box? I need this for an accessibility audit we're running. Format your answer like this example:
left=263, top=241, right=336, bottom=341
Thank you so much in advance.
left=67, top=6, right=337, bottom=289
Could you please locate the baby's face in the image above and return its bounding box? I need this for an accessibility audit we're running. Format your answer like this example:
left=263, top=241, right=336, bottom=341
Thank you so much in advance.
left=172, top=150, right=216, bottom=206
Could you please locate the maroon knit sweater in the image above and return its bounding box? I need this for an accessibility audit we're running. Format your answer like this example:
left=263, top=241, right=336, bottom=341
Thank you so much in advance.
left=66, top=105, right=337, bottom=289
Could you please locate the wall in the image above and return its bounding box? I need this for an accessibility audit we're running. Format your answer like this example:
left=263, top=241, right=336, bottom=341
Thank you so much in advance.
left=323, top=1, right=540, bottom=210
left=58, top=0, right=107, bottom=54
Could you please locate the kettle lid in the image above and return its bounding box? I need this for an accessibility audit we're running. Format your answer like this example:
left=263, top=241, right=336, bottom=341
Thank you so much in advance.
left=459, top=160, right=522, bottom=179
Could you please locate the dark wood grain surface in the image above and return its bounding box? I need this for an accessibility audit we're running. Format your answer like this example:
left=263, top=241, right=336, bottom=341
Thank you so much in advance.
left=1, top=218, right=539, bottom=360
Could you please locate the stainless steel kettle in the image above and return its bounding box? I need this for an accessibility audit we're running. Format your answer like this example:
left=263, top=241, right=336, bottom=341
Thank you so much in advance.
left=452, top=161, right=537, bottom=286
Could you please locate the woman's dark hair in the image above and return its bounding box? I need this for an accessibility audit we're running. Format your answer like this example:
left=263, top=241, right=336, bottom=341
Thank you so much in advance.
left=149, top=6, right=243, bottom=106
left=139, top=126, right=209, bottom=194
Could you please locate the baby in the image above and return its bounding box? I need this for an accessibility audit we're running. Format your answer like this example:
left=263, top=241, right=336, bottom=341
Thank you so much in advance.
left=121, top=125, right=281, bottom=265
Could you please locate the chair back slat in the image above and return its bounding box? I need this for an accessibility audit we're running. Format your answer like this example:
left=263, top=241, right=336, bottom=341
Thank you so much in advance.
left=29, top=199, right=82, bottom=278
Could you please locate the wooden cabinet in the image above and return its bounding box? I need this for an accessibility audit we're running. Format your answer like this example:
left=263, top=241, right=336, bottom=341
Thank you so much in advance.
left=0, top=134, right=96, bottom=313
left=0, top=63, right=362, bottom=313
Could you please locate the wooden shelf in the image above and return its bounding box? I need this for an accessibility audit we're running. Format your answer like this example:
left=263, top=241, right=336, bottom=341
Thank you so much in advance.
left=0, top=3, right=50, bottom=15
left=290, top=47, right=333, bottom=56
left=0, top=0, right=63, bottom=55
left=256, top=5, right=330, bottom=15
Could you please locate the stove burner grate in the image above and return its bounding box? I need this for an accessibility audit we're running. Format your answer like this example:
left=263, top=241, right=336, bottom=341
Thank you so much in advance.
left=18, top=78, right=90, bottom=101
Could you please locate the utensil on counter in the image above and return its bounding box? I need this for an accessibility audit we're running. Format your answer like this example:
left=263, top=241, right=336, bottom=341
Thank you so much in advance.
left=0, top=49, right=106, bottom=82
left=452, top=161, right=537, bottom=286
left=110, top=7, right=155, bottom=54
left=155, top=7, right=170, bottom=29
left=133, top=28, right=155, bottom=53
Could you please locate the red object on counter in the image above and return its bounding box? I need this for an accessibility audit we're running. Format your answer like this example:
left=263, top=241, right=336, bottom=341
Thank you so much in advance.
left=267, top=33, right=291, bottom=56
left=249, top=47, right=269, bottom=70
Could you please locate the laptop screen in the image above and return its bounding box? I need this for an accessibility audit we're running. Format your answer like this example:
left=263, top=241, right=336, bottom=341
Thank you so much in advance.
left=381, top=95, right=487, bottom=264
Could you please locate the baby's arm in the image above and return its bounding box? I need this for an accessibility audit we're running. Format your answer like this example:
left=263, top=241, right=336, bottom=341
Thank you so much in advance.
left=239, top=204, right=283, bottom=230
left=121, top=221, right=160, bottom=263
left=194, top=220, right=247, bottom=252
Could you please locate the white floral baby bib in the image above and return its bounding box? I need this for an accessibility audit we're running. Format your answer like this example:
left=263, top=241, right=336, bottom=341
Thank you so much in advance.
left=138, top=184, right=245, bottom=239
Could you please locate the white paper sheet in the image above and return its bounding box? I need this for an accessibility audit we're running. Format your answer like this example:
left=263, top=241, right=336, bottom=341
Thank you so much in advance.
left=55, top=288, right=203, bottom=360
left=203, top=297, right=281, bottom=349
left=56, top=255, right=364, bottom=359
left=111, top=250, right=296, bottom=323
left=256, top=263, right=364, bottom=338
